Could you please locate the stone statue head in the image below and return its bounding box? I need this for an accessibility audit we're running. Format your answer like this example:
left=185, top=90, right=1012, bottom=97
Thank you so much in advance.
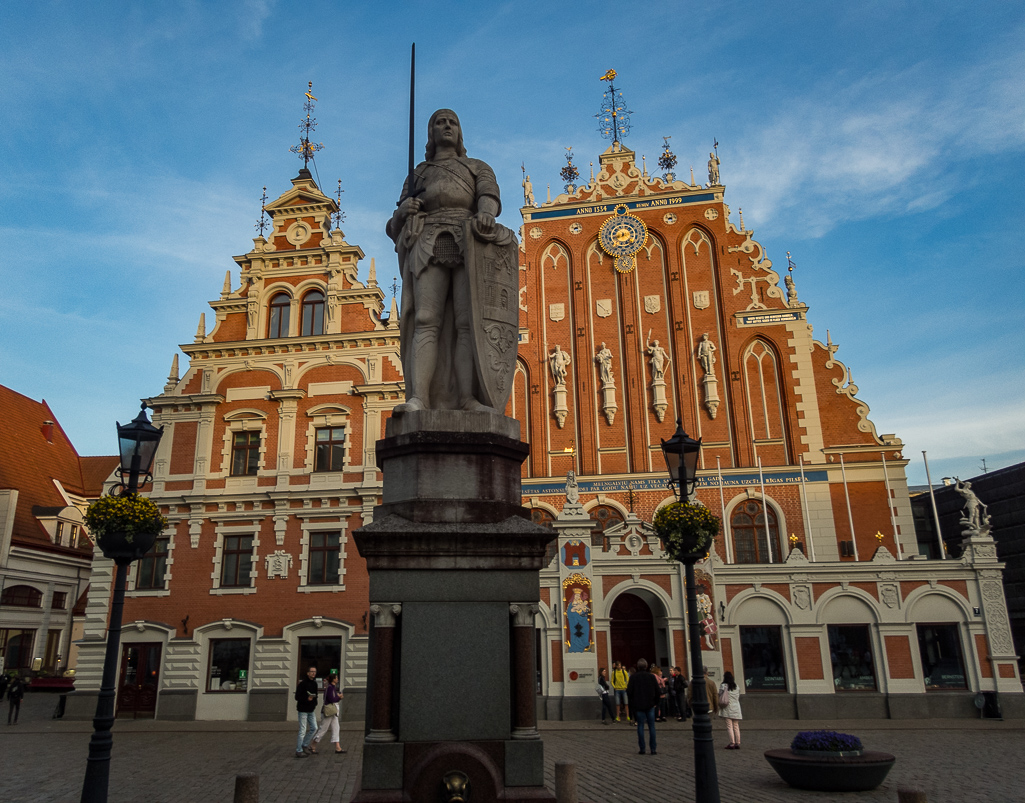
left=426, top=109, right=466, bottom=161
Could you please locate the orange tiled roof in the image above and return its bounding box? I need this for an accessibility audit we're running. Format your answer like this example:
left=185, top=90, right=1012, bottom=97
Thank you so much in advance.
left=0, top=384, right=117, bottom=549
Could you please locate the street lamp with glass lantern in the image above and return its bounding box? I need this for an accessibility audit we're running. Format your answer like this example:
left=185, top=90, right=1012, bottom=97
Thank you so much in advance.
left=80, top=403, right=164, bottom=803
left=660, top=418, right=720, bottom=803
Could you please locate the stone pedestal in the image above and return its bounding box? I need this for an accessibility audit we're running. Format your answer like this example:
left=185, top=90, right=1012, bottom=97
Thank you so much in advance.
left=352, top=410, right=557, bottom=803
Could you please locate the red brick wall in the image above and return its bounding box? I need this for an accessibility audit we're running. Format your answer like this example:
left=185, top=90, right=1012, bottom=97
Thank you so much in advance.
left=795, top=637, right=824, bottom=680
left=551, top=639, right=563, bottom=683
left=884, top=635, right=915, bottom=679
left=975, top=634, right=992, bottom=678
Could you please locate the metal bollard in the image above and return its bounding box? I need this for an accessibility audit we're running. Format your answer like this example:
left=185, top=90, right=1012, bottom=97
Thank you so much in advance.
left=555, top=761, right=577, bottom=803
left=897, top=790, right=927, bottom=803
left=234, top=772, right=259, bottom=803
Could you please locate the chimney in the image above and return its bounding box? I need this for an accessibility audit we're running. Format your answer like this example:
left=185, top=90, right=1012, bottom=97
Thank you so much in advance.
left=41, top=420, right=55, bottom=443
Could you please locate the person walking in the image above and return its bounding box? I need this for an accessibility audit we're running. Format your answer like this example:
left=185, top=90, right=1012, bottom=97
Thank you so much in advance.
left=718, top=671, right=743, bottom=749
left=7, top=675, right=25, bottom=725
left=626, top=659, right=660, bottom=755
left=294, top=666, right=319, bottom=757
left=611, top=661, right=629, bottom=722
left=311, top=673, right=346, bottom=754
left=597, top=667, right=616, bottom=724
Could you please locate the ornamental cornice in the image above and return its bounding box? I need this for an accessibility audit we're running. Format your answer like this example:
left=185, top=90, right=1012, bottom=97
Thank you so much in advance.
left=180, top=331, right=398, bottom=359
left=144, top=393, right=224, bottom=409
left=353, top=382, right=405, bottom=398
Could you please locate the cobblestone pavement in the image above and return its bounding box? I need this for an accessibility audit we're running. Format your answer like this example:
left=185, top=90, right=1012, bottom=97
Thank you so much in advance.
left=2, top=692, right=1024, bottom=802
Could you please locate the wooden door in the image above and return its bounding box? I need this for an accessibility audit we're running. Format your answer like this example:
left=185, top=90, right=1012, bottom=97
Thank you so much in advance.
left=609, top=593, right=656, bottom=671
left=117, top=643, right=161, bottom=718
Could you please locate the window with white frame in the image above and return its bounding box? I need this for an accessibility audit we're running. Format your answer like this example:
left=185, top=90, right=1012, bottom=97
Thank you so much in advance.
left=303, top=405, right=351, bottom=474
left=211, top=524, right=261, bottom=594
left=298, top=521, right=347, bottom=591
left=220, top=412, right=268, bottom=478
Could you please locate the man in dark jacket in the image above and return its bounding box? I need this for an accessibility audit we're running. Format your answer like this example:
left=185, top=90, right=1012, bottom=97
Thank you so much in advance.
left=626, top=659, right=660, bottom=755
left=7, top=675, right=25, bottom=725
left=672, top=666, right=690, bottom=721
left=294, top=666, right=319, bottom=757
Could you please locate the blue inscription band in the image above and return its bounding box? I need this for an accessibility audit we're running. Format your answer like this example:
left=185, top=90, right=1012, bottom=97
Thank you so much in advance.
left=527, top=192, right=718, bottom=221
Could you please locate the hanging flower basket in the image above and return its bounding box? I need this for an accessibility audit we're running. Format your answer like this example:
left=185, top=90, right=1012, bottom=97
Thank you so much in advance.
left=653, top=501, right=720, bottom=562
left=84, top=493, right=167, bottom=562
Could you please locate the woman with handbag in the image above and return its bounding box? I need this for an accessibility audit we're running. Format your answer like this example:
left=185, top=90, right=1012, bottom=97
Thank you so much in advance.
left=311, top=674, right=346, bottom=754
left=717, top=671, right=743, bottom=749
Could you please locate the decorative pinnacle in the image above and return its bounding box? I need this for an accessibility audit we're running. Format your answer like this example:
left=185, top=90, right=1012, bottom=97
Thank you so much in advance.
left=255, top=186, right=269, bottom=236
left=596, top=70, right=632, bottom=144
left=289, top=81, right=324, bottom=168
left=787, top=251, right=796, bottom=273
left=560, top=147, right=579, bottom=192
left=332, top=179, right=345, bottom=229
left=658, top=136, right=678, bottom=181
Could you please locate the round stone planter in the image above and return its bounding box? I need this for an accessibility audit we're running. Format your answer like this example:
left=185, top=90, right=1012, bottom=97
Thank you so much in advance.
left=764, top=748, right=896, bottom=792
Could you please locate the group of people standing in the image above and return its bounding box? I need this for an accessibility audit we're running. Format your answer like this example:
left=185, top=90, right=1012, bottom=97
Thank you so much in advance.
left=294, top=665, right=346, bottom=757
left=598, top=660, right=743, bottom=754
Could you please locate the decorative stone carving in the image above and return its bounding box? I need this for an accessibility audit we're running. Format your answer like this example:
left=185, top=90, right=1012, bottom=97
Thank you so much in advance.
left=792, top=585, right=811, bottom=610
left=871, top=546, right=896, bottom=562
left=386, top=109, right=518, bottom=414
left=697, top=333, right=720, bottom=419
left=565, top=470, right=580, bottom=505
left=549, top=303, right=565, bottom=322
left=981, top=579, right=1014, bottom=654
left=549, top=345, right=571, bottom=429
left=693, top=290, right=710, bottom=309
left=707, top=151, right=721, bottom=185
left=644, top=295, right=661, bottom=314
left=264, top=550, right=293, bottom=579
left=596, top=298, right=612, bottom=318
left=880, top=583, right=899, bottom=609
left=955, top=479, right=992, bottom=537
left=645, top=332, right=670, bottom=423
left=522, top=174, right=535, bottom=207
left=595, top=342, right=618, bottom=425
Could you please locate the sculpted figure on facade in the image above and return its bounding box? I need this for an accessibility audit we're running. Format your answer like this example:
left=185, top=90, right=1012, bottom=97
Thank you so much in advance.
left=522, top=174, right=535, bottom=207
left=707, top=151, right=721, bottom=185
left=387, top=109, right=518, bottom=414
left=595, top=342, right=615, bottom=386
left=549, top=344, right=571, bottom=386
left=566, top=469, right=579, bottom=504
left=955, top=479, right=991, bottom=534
left=645, top=334, right=670, bottom=381
left=697, top=333, right=717, bottom=375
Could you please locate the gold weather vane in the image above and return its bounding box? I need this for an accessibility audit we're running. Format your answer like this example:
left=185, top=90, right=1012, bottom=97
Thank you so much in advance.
left=290, top=81, right=324, bottom=169
left=600, top=69, right=617, bottom=81
left=596, top=70, right=632, bottom=145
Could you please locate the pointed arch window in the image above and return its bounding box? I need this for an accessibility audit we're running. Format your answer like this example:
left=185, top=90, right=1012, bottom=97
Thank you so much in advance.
left=267, top=293, right=291, bottom=338
left=743, top=339, right=787, bottom=444
left=731, top=500, right=781, bottom=564
left=301, top=290, right=325, bottom=336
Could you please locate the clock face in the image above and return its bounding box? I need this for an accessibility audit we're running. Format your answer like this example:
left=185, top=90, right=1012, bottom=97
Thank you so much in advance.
left=598, top=208, right=647, bottom=259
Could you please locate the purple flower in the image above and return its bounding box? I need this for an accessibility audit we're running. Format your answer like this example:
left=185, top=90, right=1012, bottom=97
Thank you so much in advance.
left=791, top=730, right=863, bottom=752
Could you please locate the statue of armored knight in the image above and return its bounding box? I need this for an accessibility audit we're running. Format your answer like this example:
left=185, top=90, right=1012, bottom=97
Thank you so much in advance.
left=387, top=109, right=519, bottom=414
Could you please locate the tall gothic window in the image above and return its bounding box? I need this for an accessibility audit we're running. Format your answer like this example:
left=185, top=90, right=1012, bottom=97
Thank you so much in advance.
left=301, top=290, right=325, bottom=336
left=267, top=292, right=291, bottom=338
left=731, top=500, right=781, bottom=564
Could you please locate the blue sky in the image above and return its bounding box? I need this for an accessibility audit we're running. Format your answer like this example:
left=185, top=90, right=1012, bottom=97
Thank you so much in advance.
left=2, top=1, right=1022, bottom=485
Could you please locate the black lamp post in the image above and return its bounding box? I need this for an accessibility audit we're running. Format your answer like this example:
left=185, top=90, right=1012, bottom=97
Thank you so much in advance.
left=660, top=418, right=720, bottom=803
left=81, top=404, right=163, bottom=803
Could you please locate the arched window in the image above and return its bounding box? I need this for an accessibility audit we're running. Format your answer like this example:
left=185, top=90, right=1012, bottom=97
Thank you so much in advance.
left=301, top=290, right=325, bottom=336
left=589, top=504, right=625, bottom=551
left=267, top=292, right=291, bottom=338
left=731, top=500, right=781, bottom=564
left=1, top=585, right=42, bottom=608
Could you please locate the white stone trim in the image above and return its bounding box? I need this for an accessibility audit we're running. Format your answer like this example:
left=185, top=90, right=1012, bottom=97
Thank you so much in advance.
left=218, top=414, right=269, bottom=478
left=302, top=405, right=352, bottom=474
left=297, top=517, right=349, bottom=593
left=722, top=491, right=788, bottom=565
left=210, top=521, right=261, bottom=595
left=126, top=522, right=177, bottom=597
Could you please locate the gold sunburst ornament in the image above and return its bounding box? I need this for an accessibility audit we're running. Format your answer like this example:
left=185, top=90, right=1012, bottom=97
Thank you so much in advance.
left=598, top=205, right=647, bottom=273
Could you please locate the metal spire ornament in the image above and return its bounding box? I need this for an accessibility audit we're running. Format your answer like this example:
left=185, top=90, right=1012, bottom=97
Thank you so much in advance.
left=254, top=186, right=269, bottom=236
left=658, top=136, right=678, bottom=181
left=332, top=179, right=346, bottom=229
left=289, top=81, right=324, bottom=169
left=596, top=69, right=632, bottom=145
left=560, top=147, right=579, bottom=192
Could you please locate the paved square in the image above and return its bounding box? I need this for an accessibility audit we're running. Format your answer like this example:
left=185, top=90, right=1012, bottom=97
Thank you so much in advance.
left=2, top=693, right=1022, bottom=802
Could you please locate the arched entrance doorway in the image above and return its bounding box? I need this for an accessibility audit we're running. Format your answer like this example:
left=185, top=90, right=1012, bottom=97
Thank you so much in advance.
left=609, top=591, right=670, bottom=670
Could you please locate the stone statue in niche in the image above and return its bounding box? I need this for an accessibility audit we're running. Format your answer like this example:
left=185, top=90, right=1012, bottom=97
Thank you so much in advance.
left=565, top=469, right=579, bottom=504
left=387, top=109, right=519, bottom=414
left=697, top=333, right=717, bottom=375
left=645, top=333, right=670, bottom=381
left=549, top=344, right=571, bottom=386
left=707, top=151, right=721, bottom=185
left=955, top=479, right=991, bottom=534
left=595, top=342, right=615, bottom=386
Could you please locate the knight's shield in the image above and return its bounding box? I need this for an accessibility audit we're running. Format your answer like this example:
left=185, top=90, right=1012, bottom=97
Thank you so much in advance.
left=463, top=220, right=519, bottom=411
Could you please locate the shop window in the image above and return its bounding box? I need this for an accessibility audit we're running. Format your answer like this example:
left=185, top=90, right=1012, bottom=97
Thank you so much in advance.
left=917, top=624, right=967, bottom=690
left=828, top=625, right=877, bottom=691
left=1, top=585, right=42, bottom=608
left=230, top=431, right=261, bottom=476
left=298, top=637, right=342, bottom=687
left=137, top=534, right=170, bottom=590
left=50, top=592, right=68, bottom=610
left=739, top=626, right=787, bottom=691
left=220, top=534, right=254, bottom=588
left=0, top=629, right=34, bottom=670
left=208, top=638, right=251, bottom=692
left=731, top=500, right=781, bottom=564
left=589, top=504, right=624, bottom=550
left=301, top=290, right=325, bottom=336
left=314, top=426, right=346, bottom=472
left=267, top=292, right=291, bottom=338
left=307, top=531, right=341, bottom=585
